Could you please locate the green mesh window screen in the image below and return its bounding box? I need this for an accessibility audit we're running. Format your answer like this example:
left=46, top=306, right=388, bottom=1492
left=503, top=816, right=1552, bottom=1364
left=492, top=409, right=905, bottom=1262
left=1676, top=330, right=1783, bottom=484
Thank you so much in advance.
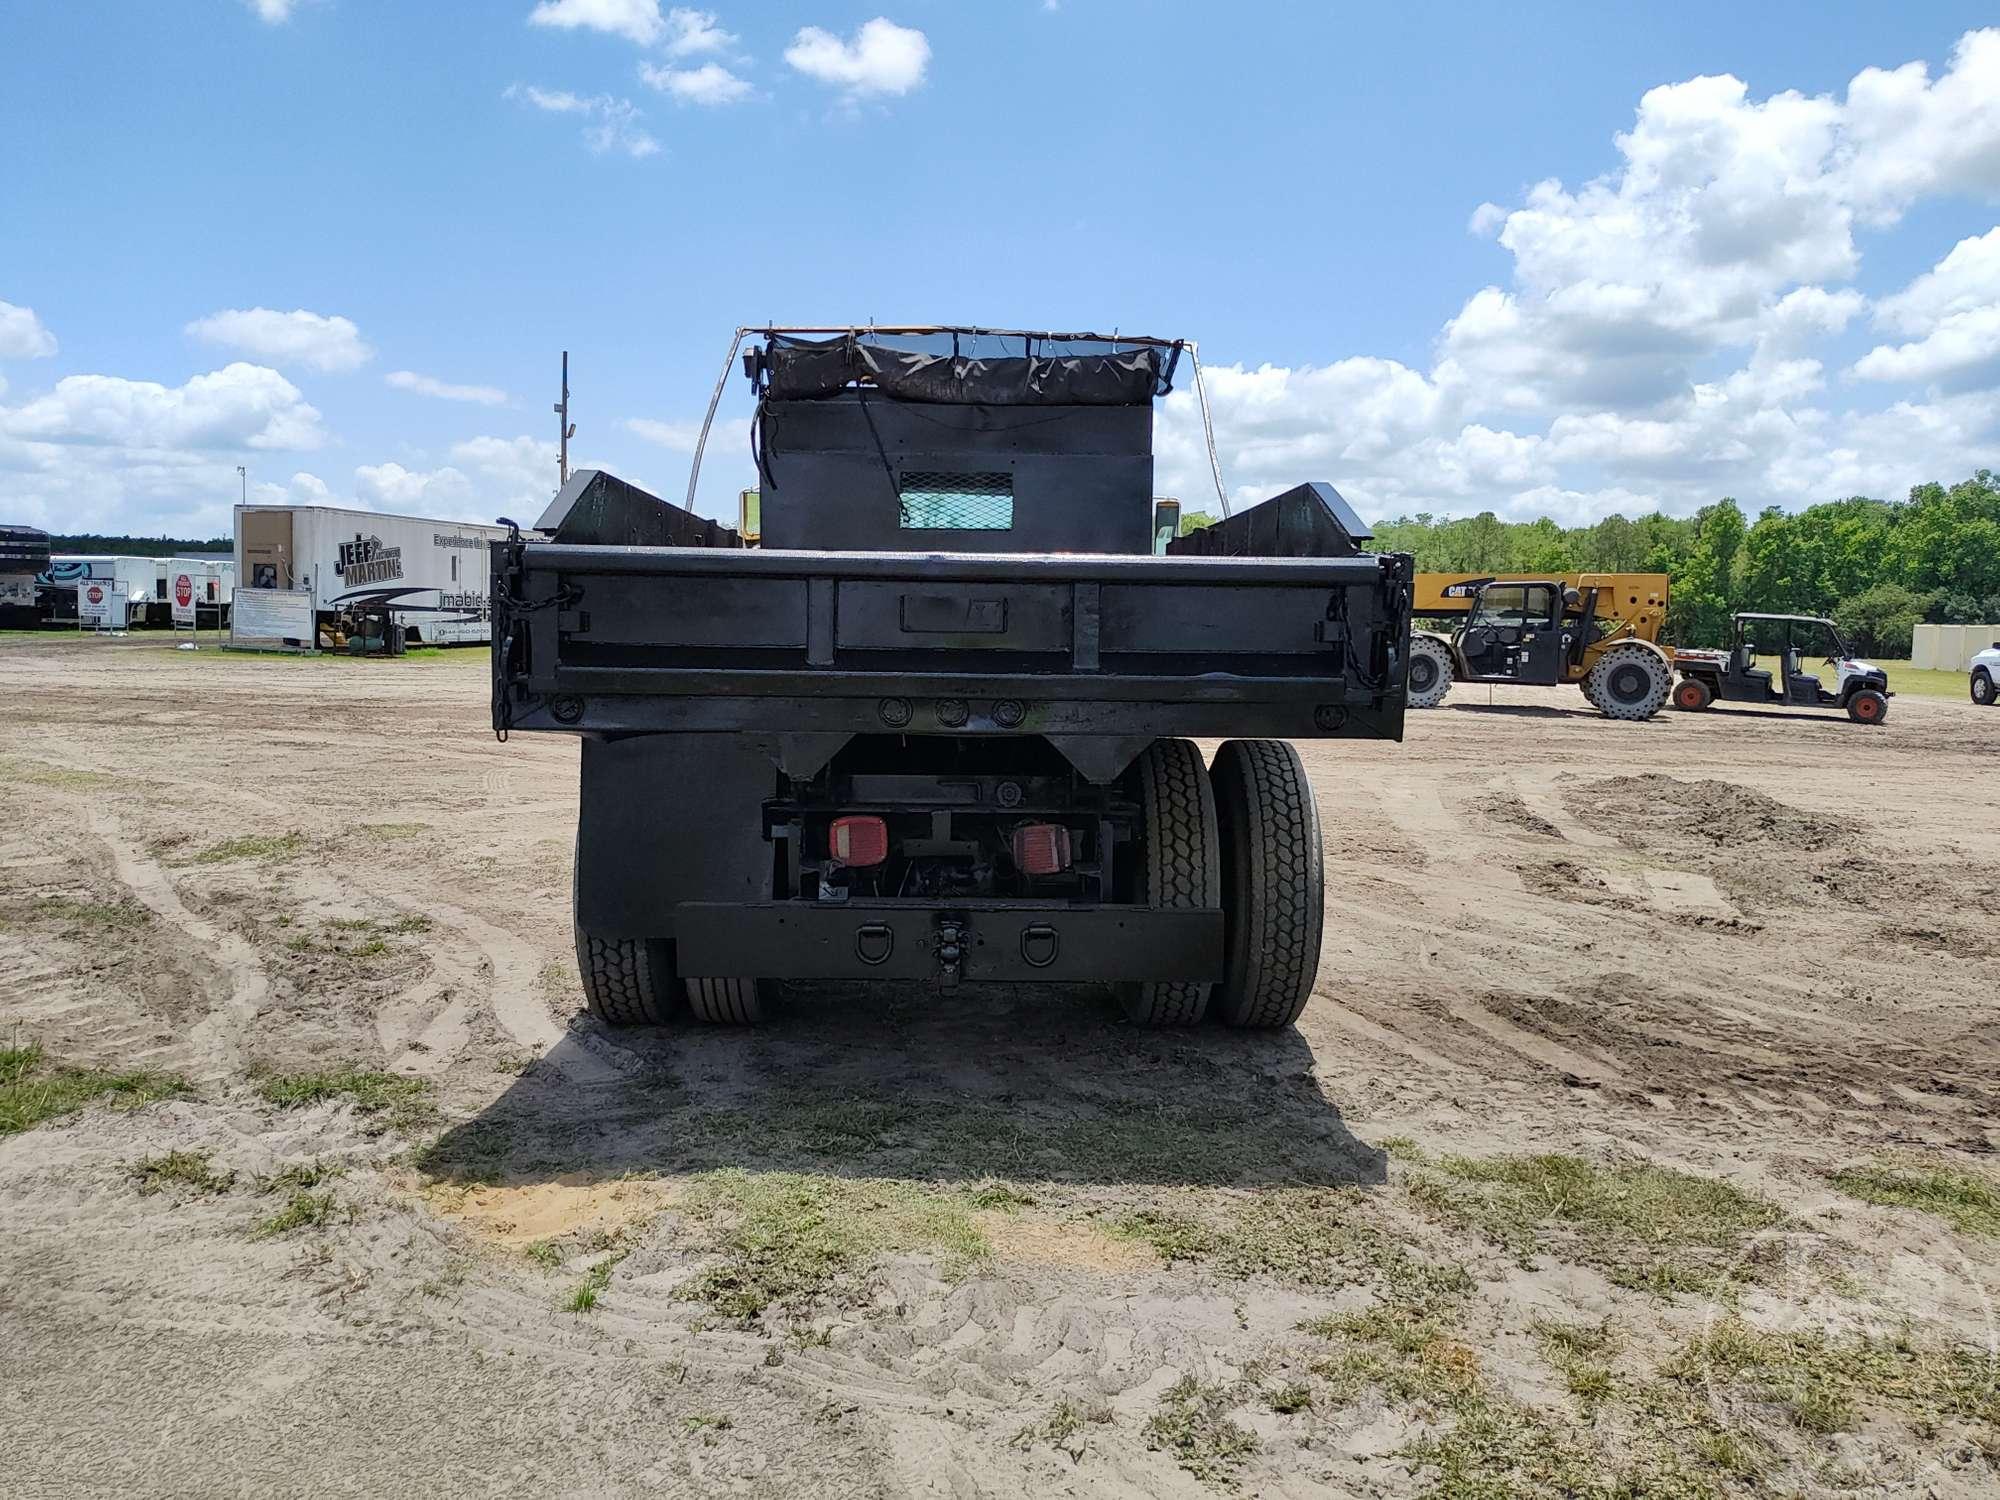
left=898, top=471, right=1014, bottom=530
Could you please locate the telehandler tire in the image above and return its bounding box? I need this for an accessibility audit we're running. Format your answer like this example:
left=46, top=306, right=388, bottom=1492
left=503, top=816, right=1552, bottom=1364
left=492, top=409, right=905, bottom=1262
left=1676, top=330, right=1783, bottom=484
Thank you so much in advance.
left=1118, top=738, right=1217, bottom=1027
left=1845, top=688, right=1888, bottom=725
left=1588, top=644, right=1671, bottom=721
left=1210, top=739, right=1323, bottom=1030
left=576, top=930, right=679, bottom=1026
left=1406, top=636, right=1453, bottom=708
left=685, top=977, right=766, bottom=1025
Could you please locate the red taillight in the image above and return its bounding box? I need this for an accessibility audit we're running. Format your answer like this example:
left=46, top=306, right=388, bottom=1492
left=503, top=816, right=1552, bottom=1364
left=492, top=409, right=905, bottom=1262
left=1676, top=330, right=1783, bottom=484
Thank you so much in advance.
left=828, top=815, right=889, bottom=868
left=1011, top=823, right=1071, bottom=876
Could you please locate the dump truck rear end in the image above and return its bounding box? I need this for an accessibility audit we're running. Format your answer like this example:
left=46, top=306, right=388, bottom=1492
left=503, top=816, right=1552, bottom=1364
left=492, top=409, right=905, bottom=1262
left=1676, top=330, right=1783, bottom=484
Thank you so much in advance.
left=492, top=327, right=1413, bottom=1031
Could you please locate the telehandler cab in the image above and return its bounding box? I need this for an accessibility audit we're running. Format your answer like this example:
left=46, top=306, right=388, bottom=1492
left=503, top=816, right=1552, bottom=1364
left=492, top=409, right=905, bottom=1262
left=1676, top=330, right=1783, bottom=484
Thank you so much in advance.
left=1671, top=614, right=1891, bottom=724
left=1405, top=573, right=1673, bottom=720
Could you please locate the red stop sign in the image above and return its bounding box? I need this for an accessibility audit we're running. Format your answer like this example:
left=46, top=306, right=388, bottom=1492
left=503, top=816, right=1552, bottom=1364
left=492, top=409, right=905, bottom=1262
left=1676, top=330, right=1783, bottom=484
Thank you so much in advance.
left=86, top=585, right=104, bottom=604
left=175, top=574, right=193, bottom=607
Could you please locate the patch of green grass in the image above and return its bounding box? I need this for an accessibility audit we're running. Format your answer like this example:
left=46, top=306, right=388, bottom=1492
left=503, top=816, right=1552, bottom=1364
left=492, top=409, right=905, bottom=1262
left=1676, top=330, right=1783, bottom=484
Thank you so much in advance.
left=259, top=1159, right=341, bottom=1193
left=186, top=831, right=305, bottom=865
left=1143, top=1376, right=1259, bottom=1485
left=525, top=1240, right=564, bottom=1271
left=564, top=1251, right=626, bottom=1314
left=257, top=1067, right=434, bottom=1132
left=1661, top=1316, right=1999, bottom=1442
left=678, top=1170, right=990, bottom=1321
left=1532, top=1316, right=1618, bottom=1409
left=1113, top=1186, right=1403, bottom=1289
left=253, top=1189, right=340, bottom=1238
left=1265, top=1380, right=1313, bottom=1415
left=26, top=895, right=151, bottom=932
left=1411, top=1153, right=1784, bottom=1294
left=684, top=1412, right=733, bottom=1433
left=1012, top=1395, right=1110, bottom=1451
left=357, top=823, right=425, bottom=840
left=1, top=762, right=119, bottom=790
left=0, top=1044, right=192, bottom=1134
left=968, top=1180, right=1036, bottom=1211
left=1831, top=1161, right=2000, bottom=1236
left=1869, top=660, right=1978, bottom=700
left=131, top=1149, right=234, bottom=1196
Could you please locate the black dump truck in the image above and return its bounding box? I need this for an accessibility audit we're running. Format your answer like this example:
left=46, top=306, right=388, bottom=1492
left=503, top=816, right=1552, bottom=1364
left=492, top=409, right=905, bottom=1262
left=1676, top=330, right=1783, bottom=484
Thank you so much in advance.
left=492, top=327, right=1413, bottom=1031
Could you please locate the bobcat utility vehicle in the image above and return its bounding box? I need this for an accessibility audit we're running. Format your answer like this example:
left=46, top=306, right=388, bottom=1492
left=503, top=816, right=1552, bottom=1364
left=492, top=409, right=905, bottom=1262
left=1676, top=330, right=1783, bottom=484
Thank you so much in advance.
left=492, top=326, right=1415, bottom=1032
left=1672, top=613, right=1891, bottom=724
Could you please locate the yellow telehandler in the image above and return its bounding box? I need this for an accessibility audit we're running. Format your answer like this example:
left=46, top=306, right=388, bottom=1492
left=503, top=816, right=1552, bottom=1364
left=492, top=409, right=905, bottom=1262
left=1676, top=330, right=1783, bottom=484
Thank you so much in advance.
left=1408, top=573, right=1673, bottom=720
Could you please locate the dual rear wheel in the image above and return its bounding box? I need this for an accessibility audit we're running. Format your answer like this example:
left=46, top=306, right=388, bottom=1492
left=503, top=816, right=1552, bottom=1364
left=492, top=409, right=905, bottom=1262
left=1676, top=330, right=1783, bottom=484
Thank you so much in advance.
left=575, top=737, right=1326, bottom=1034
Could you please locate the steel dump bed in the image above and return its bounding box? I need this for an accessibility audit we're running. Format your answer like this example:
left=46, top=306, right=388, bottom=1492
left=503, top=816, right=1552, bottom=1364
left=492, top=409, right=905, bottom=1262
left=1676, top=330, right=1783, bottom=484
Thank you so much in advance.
left=492, top=532, right=1411, bottom=760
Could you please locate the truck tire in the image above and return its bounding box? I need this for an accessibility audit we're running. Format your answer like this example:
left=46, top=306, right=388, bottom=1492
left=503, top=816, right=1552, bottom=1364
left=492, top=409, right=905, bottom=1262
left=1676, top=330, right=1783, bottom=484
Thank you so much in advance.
left=1587, top=644, right=1670, bottom=721
left=1845, top=688, right=1888, bottom=725
left=1406, top=635, right=1453, bottom=708
left=1119, top=738, right=1218, bottom=1026
left=576, top=928, right=678, bottom=1027
left=573, top=844, right=677, bottom=1026
left=1210, top=740, right=1323, bottom=1030
left=1972, top=670, right=1994, bottom=706
left=685, top=976, right=765, bottom=1025
left=1672, top=676, right=1714, bottom=711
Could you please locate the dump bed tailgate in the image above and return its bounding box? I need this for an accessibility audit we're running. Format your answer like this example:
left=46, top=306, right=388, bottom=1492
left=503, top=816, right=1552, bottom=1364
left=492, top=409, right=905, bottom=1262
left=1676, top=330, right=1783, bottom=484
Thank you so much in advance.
left=493, top=541, right=1412, bottom=747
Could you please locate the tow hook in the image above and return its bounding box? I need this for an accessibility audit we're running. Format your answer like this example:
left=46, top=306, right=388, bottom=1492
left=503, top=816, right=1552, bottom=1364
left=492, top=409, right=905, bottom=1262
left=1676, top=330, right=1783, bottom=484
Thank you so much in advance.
left=933, top=915, right=967, bottom=987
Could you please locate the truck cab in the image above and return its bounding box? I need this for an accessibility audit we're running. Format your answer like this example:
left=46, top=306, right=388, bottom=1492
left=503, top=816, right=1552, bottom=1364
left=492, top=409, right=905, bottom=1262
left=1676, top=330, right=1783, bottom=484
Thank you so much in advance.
left=494, top=325, right=1415, bottom=1034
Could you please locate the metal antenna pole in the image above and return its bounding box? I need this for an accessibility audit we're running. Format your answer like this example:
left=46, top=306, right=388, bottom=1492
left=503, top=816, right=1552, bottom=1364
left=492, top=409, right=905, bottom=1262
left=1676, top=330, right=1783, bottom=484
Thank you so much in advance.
left=237, top=465, right=247, bottom=505
left=554, top=351, right=575, bottom=490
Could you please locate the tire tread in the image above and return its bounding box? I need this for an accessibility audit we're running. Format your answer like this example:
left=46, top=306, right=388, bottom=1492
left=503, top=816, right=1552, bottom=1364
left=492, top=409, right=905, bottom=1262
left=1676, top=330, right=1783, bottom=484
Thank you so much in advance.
left=1212, top=740, right=1323, bottom=1029
left=1124, top=739, right=1217, bottom=1026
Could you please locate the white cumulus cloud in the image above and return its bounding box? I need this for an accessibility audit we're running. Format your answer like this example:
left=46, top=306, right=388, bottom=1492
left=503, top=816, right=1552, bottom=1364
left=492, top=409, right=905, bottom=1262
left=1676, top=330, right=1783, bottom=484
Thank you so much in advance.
left=639, top=61, right=754, bottom=105
left=507, top=84, right=661, bottom=157
left=0, top=300, right=57, bottom=360
left=527, top=0, right=664, bottom=46
left=355, top=436, right=566, bottom=520
left=245, top=0, right=296, bottom=22
left=663, top=7, right=736, bottom=56
left=0, top=363, right=324, bottom=452
left=185, top=307, right=371, bottom=374
left=785, top=17, right=929, bottom=98
left=385, top=370, right=510, bottom=406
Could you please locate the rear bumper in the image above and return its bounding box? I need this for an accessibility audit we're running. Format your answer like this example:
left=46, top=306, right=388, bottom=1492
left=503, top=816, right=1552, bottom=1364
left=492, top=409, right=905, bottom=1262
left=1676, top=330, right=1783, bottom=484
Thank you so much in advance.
left=674, top=900, right=1223, bottom=983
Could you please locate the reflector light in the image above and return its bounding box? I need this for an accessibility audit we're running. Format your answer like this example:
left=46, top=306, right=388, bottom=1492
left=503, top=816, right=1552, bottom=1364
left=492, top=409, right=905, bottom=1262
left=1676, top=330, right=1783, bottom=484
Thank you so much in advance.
left=1011, top=823, right=1071, bottom=876
left=828, top=815, right=889, bottom=868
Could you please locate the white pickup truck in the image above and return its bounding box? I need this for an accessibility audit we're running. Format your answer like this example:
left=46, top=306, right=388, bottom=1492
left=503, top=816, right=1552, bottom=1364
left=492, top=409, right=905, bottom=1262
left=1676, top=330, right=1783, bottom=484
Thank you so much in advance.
left=1972, top=640, right=2000, bottom=706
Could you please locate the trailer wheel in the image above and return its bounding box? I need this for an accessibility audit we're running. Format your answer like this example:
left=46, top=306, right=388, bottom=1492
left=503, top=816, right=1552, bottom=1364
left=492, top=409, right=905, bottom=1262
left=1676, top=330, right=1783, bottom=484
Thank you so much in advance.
left=1846, top=688, right=1888, bottom=725
left=1588, top=644, right=1671, bottom=721
left=1672, top=676, right=1714, bottom=712
left=1210, top=740, right=1323, bottom=1030
left=1118, top=738, right=1218, bottom=1026
left=1406, top=636, right=1453, bottom=708
left=685, top=977, right=765, bottom=1025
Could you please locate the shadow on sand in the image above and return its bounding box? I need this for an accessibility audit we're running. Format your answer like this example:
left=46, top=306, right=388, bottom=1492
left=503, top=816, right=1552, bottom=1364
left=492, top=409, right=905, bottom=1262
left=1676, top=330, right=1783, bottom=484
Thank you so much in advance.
left=420, top=982, right=1386, bottom=1193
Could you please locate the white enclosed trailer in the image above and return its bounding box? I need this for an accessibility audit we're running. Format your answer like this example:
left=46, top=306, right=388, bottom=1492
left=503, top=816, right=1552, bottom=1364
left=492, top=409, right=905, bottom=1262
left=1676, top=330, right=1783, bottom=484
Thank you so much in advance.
left=43, top=555, right=163, bottom=625
left=234, top=504, right=508, bottom=645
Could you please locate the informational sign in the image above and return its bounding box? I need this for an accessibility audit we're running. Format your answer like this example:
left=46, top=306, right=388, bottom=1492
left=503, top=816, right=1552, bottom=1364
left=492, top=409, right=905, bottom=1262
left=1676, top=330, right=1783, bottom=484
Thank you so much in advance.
left=230, top=587, right=315, bottom=649
left=78, top=581, right=119, bottom=630
left=172, top=569, right=199, bottom=626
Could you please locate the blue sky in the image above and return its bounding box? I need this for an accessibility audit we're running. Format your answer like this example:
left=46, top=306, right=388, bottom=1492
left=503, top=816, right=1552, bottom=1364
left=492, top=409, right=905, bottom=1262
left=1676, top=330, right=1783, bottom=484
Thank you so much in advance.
left=2, top=1, right=1998, bottom=536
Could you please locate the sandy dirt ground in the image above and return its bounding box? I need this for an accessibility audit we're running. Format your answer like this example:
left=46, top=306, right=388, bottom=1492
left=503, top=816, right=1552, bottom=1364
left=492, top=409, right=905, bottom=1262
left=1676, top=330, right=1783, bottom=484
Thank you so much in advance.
left=2, top=634, right=1996, bottom=1498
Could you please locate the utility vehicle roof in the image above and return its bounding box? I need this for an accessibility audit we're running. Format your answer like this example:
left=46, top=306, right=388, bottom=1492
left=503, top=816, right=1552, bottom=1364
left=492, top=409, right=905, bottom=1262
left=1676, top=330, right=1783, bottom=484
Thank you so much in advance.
left=746, top=325, right=1183, bottom=407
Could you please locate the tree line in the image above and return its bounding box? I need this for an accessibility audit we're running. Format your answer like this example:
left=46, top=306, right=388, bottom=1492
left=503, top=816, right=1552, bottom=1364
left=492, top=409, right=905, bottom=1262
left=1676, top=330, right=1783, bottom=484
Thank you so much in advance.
left=46, top=533, right=234, bottom=558
left=1189, top=469, right=2000, bottom=658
